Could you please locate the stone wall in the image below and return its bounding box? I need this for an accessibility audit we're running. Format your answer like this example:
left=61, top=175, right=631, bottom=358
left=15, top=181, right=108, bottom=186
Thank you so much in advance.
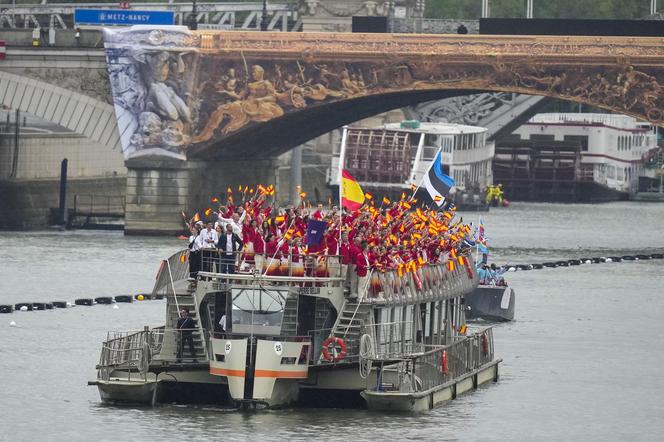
left=0, top=176, right=126, bottom=229
left=0, top=132, right=126, bottom=180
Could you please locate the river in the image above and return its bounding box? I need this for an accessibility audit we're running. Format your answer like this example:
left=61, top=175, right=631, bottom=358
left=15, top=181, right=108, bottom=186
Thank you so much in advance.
left=1, top=201, right=663, bottom=441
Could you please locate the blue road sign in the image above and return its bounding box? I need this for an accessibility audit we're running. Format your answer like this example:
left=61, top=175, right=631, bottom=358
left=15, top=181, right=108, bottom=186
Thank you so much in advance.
left=74, top=9, right=175, bottom=26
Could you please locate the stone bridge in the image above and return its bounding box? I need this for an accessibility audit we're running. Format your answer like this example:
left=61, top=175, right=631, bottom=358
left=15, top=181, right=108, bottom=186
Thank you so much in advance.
left=105, top=27, right=664, bottom=163
left=97, top=26, right=664, bottom=233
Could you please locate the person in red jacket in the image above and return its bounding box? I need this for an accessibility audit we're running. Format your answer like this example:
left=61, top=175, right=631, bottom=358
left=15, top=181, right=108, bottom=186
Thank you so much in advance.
left=355, top=241, right=371, bottom=298
left=349, top=236, right=362, bottom=295
left=339, top=232, right=351, bottom=291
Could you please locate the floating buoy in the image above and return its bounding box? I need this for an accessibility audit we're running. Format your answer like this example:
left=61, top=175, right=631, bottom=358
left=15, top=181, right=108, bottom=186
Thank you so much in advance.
left=32, top=302, right=50, bottom=311
left=114, top=295, right=133, bottom=303
left=135, top=294, right=151, bottom=301
left=606, top=258, right=613, bottom=262
left=15, top=303, right=33, bottom=312
left=66, top=302, right=73, bottom=308
left=95, top=297, right=114, bottom=305
left=507, top=267, right=517, bottom=272
left=74, top=298, right=94, bottom=306
left=579, top=258, right=592, bottom=264
left=0, top=305, right=13, bottom=314
left=112, top=304, right=120, bottom=310
left=584, top=260, right=592, bottom=264
left=136, top=295, right=145, bottom=301
left=9, top=321, right=16, bottom=327
left=52, top=301, right=67, bottom=308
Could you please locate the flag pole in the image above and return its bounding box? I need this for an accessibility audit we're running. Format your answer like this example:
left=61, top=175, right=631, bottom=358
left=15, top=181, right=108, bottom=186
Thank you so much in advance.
left=475, top=215, right=480, bottom=266
left=338, top=127, right=348, bottom=248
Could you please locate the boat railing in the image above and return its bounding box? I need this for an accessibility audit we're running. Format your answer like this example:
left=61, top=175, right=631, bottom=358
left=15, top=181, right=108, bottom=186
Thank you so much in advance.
left=97, top=327, right=201, bottom=381
left=366, top=256, right=477, bottom=304
left=308, top=327, right=361, bottom=365
left=367, top=327, right=495, bottom=393
left=97, top=328, right=158, bottom=382
left=198, top=249, right=344, bottom=280
left=362, top=320, right=423, bottom=360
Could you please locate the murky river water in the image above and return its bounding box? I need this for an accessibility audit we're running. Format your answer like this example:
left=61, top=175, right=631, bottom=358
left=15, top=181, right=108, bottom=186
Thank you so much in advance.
left=1, top=202, right=663, bottom=441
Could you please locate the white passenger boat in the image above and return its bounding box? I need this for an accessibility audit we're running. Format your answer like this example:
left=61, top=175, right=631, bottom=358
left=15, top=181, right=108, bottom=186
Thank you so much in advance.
left=328, top=121, right=495, bottom=210
left=91, top=250, right=501, bottom=411
left=503, top=113, right=657, bottom=201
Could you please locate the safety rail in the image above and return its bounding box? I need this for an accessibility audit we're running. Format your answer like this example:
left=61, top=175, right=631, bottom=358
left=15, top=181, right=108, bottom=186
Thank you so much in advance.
left=97, top=328, right=158, bottom=382
left=97, top=327, right=205, bottom=381
left=308, top=327, right=361, bottom=365
left=368, top=328, right=495, bottom=393
left=73, top=194, right=125, bottom=216
left=198, top=249, right=344, bottom=280
left=363, top=321, right=421, bottom=360
left=368, top=256, right=478, bottom=304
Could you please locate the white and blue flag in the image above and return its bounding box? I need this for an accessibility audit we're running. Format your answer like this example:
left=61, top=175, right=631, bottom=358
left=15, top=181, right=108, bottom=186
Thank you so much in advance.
left=423, top=150, right=455, bottom=207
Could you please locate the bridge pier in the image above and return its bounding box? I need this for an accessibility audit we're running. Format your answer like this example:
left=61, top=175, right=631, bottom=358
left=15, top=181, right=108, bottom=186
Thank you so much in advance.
left=125, top=158, right=279, bottom=236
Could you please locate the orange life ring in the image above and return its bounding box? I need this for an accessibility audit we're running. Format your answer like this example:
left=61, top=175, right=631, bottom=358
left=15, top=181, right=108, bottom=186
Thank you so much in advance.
left=321, top=336, right=347, bottom=362
left=481, top=333, right=489, bottom=355
left=441, top=350, right=449, bottom=375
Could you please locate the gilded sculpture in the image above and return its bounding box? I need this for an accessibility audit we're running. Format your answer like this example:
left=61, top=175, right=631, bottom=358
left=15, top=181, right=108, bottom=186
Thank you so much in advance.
left=104, top=27, right=664, bottom=160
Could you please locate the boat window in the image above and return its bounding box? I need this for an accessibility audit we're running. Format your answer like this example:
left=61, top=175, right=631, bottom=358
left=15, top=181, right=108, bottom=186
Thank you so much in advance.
left=230, top=287, right=288, bottom=333
left=424, top=134, right=438, bottom=148
left=422, top=146, right=437, bottom=161
left=564, top=135, right=588, bottom=152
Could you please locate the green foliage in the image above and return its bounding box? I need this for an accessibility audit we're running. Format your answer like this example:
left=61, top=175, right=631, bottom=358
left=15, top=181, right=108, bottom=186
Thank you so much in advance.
left=425, top=0, right=662, bottom=19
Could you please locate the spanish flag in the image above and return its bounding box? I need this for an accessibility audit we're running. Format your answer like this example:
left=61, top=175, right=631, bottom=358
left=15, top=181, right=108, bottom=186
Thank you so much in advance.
left=341, top=170, right=365, bottom=212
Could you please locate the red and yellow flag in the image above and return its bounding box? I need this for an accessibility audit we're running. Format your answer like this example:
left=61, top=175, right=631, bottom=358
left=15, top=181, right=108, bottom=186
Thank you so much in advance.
left=341, top=170, right=365, bottom=212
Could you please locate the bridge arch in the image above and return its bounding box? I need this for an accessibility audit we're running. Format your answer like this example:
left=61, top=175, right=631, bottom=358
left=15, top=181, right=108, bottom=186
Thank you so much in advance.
left=103, top=28, right=664, bottom=161
left=0, top=70, right=120, bottom=150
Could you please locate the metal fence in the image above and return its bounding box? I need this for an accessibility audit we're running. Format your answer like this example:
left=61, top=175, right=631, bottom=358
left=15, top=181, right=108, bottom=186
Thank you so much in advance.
left=369, top=254, right=477, bottom=304
left=368, top=328, right=495, bottom=393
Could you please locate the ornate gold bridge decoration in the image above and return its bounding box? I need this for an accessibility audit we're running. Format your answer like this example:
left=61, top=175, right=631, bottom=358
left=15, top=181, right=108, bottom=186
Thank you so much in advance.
left=103, top=27, right=664, bottom=160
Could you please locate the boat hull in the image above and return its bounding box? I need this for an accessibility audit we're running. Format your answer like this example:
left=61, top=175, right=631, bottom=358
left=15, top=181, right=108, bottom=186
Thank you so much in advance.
left=361, top=359, right=501, bottom=412
left=465, top=286, right=515, bottom=322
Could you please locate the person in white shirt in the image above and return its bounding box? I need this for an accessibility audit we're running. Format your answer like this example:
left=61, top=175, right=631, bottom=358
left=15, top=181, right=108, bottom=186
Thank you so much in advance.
left=217, top=224, right=242, bottom=274
left=188, top=225, right=201, bottom=280
left=199, top=222, right=219, bottom=272
left=216, top=207, right=246, bottom=239
left=218, top=313, right=227, bottom=333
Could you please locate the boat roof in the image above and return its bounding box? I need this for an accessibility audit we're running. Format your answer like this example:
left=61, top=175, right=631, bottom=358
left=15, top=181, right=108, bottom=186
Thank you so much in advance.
left=376, top=122, right=488, bottom=136
left=527, top=113, right=652, bottom=130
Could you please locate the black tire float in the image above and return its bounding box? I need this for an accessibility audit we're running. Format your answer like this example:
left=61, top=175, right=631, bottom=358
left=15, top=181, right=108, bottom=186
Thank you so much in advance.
left=154, top=294, right=164, bottom=300
left=636, top=254, right=650, bottom=260
left=15, top=302, right=33, bottom=311
left=95, top=297, right=114, bottom=305
left=75, top=298, right=94, bottom=306
left=608, top=256, right=623, bottom=262
left=621, top=255, right=636, bottom=261
left=0, top=305, right=14, bottom=314
left=32, top=302, right=53, bottom=310
left=52, top=301, right=68, bottom=308
left=542, top=262, right=557, bottom=268
left=651, top=253, right=663, bottom=259
left=556, top=261, right=569, bottom=267
left=114, top=295, right=133, bottom=303
left=568, top=259, right=581, bottom=266
left=517, top=264, right=532, bottom=270
left=532, top=264, right=543, bottom=269
left=580, top=258, right=592, bottom=263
